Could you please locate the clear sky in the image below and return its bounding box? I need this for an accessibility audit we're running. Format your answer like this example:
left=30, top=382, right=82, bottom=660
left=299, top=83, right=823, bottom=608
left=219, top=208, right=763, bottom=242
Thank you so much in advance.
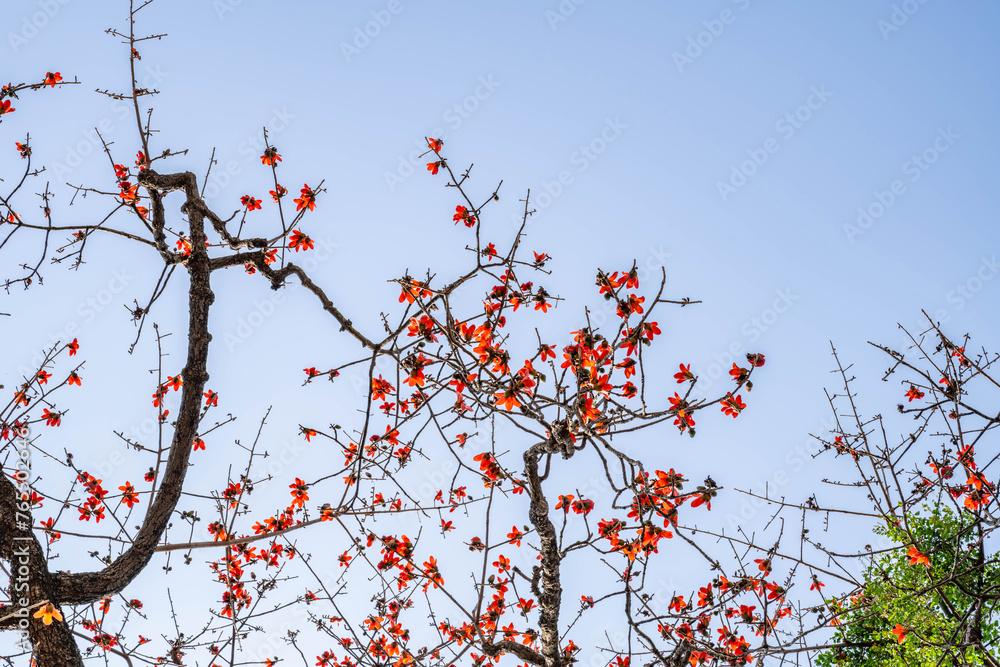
left=3, top=0, right=1000, bottom=662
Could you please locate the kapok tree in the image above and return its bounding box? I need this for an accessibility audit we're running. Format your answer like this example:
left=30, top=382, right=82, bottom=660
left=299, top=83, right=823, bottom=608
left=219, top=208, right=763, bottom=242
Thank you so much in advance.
left=2, top=4, right=866, bottom=667
left=770, top=320, right=1000, bottom=666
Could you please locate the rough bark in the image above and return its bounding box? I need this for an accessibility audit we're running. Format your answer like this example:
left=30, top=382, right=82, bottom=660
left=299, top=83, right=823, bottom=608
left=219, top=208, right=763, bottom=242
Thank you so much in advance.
left=1, top=170, right=214, bottom=665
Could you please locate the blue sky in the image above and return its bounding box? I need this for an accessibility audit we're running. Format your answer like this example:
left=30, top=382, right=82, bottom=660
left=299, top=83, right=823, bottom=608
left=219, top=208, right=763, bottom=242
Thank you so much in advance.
left=3, top=0, right=1000, bottom=662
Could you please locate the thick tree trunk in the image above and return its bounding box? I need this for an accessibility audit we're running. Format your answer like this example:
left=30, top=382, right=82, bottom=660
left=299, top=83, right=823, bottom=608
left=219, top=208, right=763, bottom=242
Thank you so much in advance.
left=0, top=170, right=214, bottom=665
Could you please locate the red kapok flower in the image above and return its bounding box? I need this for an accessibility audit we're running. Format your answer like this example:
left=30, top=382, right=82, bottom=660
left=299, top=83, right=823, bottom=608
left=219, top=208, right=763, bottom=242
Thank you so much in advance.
left=293, top=184, right=317, bottom=212
left=241, top=195, right=262, bottom=211
left=261, top=147, right=282, bottom=166
left=453, top=205, right=477, bottom=227
left=288, top=229, right=314, bottom=252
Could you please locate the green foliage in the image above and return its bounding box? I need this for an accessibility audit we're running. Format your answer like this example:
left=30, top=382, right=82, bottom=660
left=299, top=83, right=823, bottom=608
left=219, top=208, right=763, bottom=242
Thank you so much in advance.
left=816, top=505, right=1000, bottom=666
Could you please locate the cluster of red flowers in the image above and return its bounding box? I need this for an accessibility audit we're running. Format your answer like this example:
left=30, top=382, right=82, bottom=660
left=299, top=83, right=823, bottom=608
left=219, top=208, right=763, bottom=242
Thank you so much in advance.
left=241, top=194, right=262, bottom=211
left=426, top=137, right=444, bottom=174
left=453, top=205, right=477, bottom=227
left=293, top=183, right=317, bottom=212
left=77, top=472, right=108, bottom=522
left=260, top=146, right=281, bottom=166
left=289, top=229, right=314, bottom=252
left=112, top=160, right=148, bottom=218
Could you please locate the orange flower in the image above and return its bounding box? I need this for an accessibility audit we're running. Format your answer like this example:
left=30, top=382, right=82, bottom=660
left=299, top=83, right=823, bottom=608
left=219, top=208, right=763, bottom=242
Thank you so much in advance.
left=674, top=364, right=693, bottom=383
left=398, top=279, right=431, bottom=303
left=689, top=652, right=708, bottom=666
left=907, top=545, right=930, bottom=567
left=534, top=292, right=551, bottom=312
left=119, top=482, right=139, bottom=508
left=494, top=388, right=521, bottom=411
left=293, top=184, right=317, bottom=212
left=673, top=409, right=694, bottom=433
left=493, top=554, right=511, bottom=572
left=260, top=147, right=281, bottom=166
left=15, top=141, right=30, bottom=158
left=203, top=390, right=219, bottom=407
left=43, top=71, right=62, bottom=87
left=41, top=409, right=61, bottom=427
left=67, top=372, right=82, bottom=386
left=269, top=184, right=287, bottom=201
left=67, top=338, right=79, bottom=356
left=289, top=478, right=309, bottom=509
left=720, top=393, right=746, bottom=418
left=288, top=229, right=314, bottom=252
left=382, top=425, right=400, bottom=446
left=41, top=517, right=60, bottom=543
left=552, top=494, right=575, bottom=514
left=119, top=182, right=139, bottom=203
left=241, top=195, right=262, bottom=211
left=33, top=603, right=63, bottom=625
left=423, top=556, right=444, bottom=589
left=891, top=623, right=908, bottom=644
left=453, top=205, right=477, bottom=227
left=905, top=385, right=924, bottom=402
left=507, top=526, right=524, bottom=546
left=427, top=137, right=443, bottom=153
left=427, top=160, right=443, bottom=175
left=371, top=375, right=395, bottom=401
